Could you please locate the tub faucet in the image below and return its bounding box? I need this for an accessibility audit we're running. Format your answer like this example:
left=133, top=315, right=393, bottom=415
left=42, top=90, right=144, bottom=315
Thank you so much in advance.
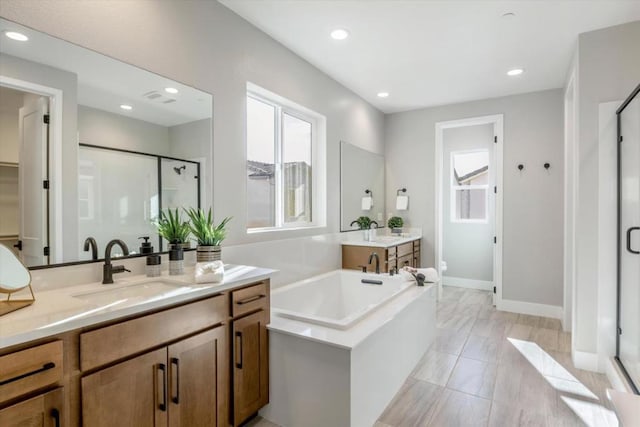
left=83, top=237, right=99, bottom=260
left=103, top=239, right=130, bottom=284
left=368, top=252, right=380, bottom=274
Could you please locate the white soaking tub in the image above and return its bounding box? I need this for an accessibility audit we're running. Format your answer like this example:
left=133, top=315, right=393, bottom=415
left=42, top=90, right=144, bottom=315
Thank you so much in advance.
left=262, top=269, right=436, bottom=427
left=270, top=269, right=413, bottom=329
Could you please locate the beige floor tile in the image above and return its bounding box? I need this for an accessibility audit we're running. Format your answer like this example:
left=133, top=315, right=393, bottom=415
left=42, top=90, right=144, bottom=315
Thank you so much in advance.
left=427, top=388, right=491, bottom=427
left=412, top=350, right=459, bottom=386
left=539, top=317, right=562, bottom=330
left=455, top=302, right=483, bottom=317
left=488, top=400, right=548, bottom=427
left=461, top=334, right=502, bottom=362
left=373, top=422, right=394, bottom=427
left=530, top=327, right=560, bottom=352
left=432, top=327, right=469, bottom=355
left=489, top=310, right=519, bottom=323
left=558, top=331, right=571, bottom=353
left=470, top=318, right=510, bottom=339
left=459, top=291, right=492, bottom=305
left=378, top=378, right=443, bottom=426
left=446, top=357, right=497, bottom=399
left=505, top=323, right=533, bottom=340
left=437, top=313, right=476, bottom=333
left=517, top=314, right=543, bottom=327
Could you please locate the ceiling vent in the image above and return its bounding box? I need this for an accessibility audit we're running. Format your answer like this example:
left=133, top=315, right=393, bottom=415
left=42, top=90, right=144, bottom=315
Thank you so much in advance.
left=142, top=90, right=176, bottom=104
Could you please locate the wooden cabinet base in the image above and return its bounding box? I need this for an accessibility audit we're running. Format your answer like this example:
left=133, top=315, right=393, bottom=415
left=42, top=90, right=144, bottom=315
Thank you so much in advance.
left=0, top=387, right=63, bottom=427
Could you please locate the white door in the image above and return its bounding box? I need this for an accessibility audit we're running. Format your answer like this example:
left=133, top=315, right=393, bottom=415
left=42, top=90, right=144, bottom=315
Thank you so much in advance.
left=619, top=93, right=640, bottom=387
left=18, top=96, right=49, bottom=266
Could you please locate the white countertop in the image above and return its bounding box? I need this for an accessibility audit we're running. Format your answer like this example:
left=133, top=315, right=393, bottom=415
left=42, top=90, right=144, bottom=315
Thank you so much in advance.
left=268, top=282, right=434, bottom=350
left=0, top=264, right=276, bottom=350
left=340, top=234, right=421, bottom=248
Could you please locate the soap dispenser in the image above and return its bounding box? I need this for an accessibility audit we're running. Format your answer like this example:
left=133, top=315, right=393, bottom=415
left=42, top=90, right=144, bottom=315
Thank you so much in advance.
left=138, top=236, right=154, bottom=254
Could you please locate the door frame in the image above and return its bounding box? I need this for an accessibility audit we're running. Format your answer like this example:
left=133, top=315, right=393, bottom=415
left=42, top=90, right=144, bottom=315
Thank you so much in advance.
left=434, top=114, right=504, bottom=304
left=0, top=75, right=64, bottom=263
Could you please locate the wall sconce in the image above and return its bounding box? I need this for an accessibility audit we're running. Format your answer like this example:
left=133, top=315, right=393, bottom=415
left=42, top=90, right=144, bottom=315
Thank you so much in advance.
left=396, top=188, right=409, bottom=210
left=361, top=189, right=373, bottom=210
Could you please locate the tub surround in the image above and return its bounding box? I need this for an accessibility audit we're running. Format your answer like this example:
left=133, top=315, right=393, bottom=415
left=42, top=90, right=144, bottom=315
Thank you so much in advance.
left=0, top=264, right=275, bottom=350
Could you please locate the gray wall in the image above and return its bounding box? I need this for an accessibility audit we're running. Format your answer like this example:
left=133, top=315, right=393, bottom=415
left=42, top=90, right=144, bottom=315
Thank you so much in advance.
left=442, top=124, right=494, bottom=282
left=0, top=0, right=385, bottom=247
left=573, top=20, right=640, bottom=355
left=78, top=105, right=171, bottom=155
left=385, top=89, right=564, bottom=307
left=0, top=52, right=79, bottom=260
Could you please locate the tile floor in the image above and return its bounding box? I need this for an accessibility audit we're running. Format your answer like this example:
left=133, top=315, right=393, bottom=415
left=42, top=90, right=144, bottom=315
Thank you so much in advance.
left=251, top=286, right=617, bottom=427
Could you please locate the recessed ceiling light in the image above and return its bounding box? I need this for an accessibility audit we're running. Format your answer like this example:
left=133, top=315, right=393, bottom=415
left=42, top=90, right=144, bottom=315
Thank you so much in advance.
left=507, top=68, right=524, bottom=76
left=120, top=104, right=133, bottom=110
left=377, top=92, right=390, bottom=98
left=4, top=31, right=28, bottom=41
left=164, top=87, right=178, bottom=94
left=330, top=29, right=350, bottom=40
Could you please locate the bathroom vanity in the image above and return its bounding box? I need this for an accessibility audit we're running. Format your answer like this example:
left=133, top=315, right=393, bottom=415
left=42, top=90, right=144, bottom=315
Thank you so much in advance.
left=0, top=267, right=273, bottom=427
left=341, top=236, right=421, bottom=273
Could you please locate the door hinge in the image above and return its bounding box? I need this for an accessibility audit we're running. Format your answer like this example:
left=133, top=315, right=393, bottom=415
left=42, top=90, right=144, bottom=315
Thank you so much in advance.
left=494, top=186, right=497, bottom=194
left=43, top=246, right=50, bottom=256
left=43, top=114, right=50, bottom=124
left=619, top=135, right=623, bottom=143
left=493, top=286, right=496, bottom=294
left=494, top=236, right=497, bottom=244
left=618, top=327, right=623, bottom=335
left=43, top=180, right=49, bottom=190
left=494, top=136, right=497, bottom=143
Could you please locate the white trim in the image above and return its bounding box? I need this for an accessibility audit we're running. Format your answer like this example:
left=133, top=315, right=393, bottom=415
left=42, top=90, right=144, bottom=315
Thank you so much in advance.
left=0, top=75, right=64, bottom=263
left=499, top=298, right=563, bottom=319
left=442, top=276, right=492, bottom=291
left=573, top=350, right=602, bottom=372
left=605, top=357, right=636, bottom=393
left=435, top=114, right=503, bottom=304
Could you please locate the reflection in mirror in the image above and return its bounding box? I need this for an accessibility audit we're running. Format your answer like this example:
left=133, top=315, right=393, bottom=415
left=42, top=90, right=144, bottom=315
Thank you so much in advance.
left=0, top=243, right=35, bottom=316
left=0, top=18, right=213, bottom=268
left=340, top=141, right=385, bottom=231
left=451, top=150, right=489, bottom=222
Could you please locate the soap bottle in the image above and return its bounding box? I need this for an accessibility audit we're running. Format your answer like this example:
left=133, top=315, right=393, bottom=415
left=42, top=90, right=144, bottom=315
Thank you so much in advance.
left=146, top=254, right=161, bottom=277
left=169, top=246, right=184, bottom=276
left=138, top=236, right=154, bottom=254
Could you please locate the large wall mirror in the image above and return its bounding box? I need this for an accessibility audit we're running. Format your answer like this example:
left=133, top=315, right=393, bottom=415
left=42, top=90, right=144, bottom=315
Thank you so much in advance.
left=0, top=18, right=213, bottom=268
left=340, top=141, right=385, bottom=231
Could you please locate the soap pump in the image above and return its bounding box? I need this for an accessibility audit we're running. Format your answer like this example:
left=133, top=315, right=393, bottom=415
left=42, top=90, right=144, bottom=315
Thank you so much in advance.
left=138, top=236, right=154, bottom=254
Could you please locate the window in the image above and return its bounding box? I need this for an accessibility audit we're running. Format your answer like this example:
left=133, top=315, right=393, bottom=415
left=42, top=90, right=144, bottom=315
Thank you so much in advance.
left=246, top=85, right=325, bottom=231
left=450, top=150, right=489, bottom=223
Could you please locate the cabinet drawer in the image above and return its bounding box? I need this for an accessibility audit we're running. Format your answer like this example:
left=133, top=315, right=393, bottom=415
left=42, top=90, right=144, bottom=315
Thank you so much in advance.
left=397, top=242, right=414, bottom=258
left=397, top=254, right=413, bottom=269
left=0, top=341, right=63, bottom=403
left=413, top=239, right=421, bottom=249
left=232, top=282, right=269, bottom=318
left=387, top=246, right=397, bottom=258
left=80, top=295, right=227, bottom=371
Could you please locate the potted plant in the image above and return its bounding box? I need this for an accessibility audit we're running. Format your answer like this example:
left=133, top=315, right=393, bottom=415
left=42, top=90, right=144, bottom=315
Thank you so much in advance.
left=184, top=207, right=231, bottom=262
left=155, top=208, right=191, bottom=249
left=351, top=216, right=372, bottom=230
left=388, top=216, right=404, bottom=235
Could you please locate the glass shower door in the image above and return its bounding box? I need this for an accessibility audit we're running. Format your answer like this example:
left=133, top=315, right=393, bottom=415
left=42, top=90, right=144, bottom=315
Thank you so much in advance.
left=159, top=158, right=200, bottom=249
left=618, top=86, right=640, bottom=391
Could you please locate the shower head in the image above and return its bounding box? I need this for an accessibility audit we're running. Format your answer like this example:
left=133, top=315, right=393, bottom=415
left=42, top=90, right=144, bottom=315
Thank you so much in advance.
left=174, top=165, right=186, bottom=175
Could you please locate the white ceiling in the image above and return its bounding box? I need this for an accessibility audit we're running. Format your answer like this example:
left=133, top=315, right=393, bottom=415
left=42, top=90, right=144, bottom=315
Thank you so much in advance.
left=220, top=0, right=640, bottom=113
left=0, top=18, right=212, bottom=127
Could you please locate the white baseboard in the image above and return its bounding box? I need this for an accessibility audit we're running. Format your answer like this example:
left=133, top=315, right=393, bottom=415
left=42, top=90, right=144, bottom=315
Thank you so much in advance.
left=442, top=276, right=493, bottom=291
left=572, top=350, right=602, bottom=372
left=605, top=357, right=636, bottom=392
left=498, top=299, right=563, bottom=319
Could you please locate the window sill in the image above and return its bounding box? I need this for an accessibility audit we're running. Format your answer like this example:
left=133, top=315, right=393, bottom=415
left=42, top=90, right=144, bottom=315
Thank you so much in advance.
left=247, top=224, right=326, bottom=235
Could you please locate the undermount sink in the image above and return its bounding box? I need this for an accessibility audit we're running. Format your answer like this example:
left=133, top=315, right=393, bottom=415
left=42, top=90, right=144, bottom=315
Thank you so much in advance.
left=72, top=280, right=194, bottom=311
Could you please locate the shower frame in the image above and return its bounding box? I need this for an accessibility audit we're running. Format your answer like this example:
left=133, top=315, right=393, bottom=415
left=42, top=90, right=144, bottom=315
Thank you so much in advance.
left=79, top=143, right=201, bottom=251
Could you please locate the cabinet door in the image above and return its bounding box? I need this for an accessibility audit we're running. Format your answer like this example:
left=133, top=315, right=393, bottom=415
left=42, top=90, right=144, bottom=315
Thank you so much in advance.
left=342, top=245, right=389, bottom=272
left=233, top=310, right=268, bottom=425
left=0, top=387, right=63, bottom=427
left=168, top=327, right=227, bottom=427
left=82, top=348, right=167, bottom=427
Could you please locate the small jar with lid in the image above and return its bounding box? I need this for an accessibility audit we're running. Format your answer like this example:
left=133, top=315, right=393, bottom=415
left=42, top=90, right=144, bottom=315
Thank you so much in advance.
left=146, top=254, right=161, bottom=277
left=169, top=246, right=184, bottom=276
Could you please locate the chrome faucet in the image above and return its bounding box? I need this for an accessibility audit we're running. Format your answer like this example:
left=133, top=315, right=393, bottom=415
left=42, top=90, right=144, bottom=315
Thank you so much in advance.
left=368, top=252, right=380, bottom=274
left=102, top=239, right=130, bottom=284
left=83, top=237, right=99, bottom=260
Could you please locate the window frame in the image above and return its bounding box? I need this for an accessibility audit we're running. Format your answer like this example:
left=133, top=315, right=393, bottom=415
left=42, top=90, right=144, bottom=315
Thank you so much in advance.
left=246, top=88, right=324, bottom=233
left=450, top=149, right=490, bottom=224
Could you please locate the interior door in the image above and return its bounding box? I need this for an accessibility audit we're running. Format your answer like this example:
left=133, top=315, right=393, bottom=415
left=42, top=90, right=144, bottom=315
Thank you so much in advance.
left=18, top=96, right=49, bottom=266
left=167, top=327, right=227, bottom=427
left=619, top=90, right=640, bottom=388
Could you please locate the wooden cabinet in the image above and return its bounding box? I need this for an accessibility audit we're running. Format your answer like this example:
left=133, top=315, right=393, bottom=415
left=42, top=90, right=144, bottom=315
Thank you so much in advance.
left=82, top=326, right=227, bottom=427
left=342, top=238, right=422, bottom=272
left=0, top=387, right=63, bottom=427
left=231, top=283, right=269, bottom=426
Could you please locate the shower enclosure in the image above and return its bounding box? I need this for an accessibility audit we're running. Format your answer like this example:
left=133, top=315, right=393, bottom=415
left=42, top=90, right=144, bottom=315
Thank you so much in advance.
left=78, top=144, right=200, bottom=259
left=616, top=83, right=640, bottom=394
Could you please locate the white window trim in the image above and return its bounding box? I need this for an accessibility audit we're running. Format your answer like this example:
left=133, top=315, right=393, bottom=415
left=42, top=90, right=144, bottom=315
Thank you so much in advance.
left=450, top=149, right=489, bottom=224
left=246, top=83, right=327, bottom=233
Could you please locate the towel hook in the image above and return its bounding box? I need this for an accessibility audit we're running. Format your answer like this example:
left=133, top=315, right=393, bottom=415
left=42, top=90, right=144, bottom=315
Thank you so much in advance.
left=517, top=164, right=524, bottom=171
left=365, top=189, right=373, bottom=198
left=544, top=162, right=551, bottom=170
left=396, top=188, right=407, bottom=196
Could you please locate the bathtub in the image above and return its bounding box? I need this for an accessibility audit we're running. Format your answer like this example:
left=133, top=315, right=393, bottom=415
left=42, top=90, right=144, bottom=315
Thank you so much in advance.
left=262, top=269, right=436, bottom=427
left=271, top=269, right=413, bottom=329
